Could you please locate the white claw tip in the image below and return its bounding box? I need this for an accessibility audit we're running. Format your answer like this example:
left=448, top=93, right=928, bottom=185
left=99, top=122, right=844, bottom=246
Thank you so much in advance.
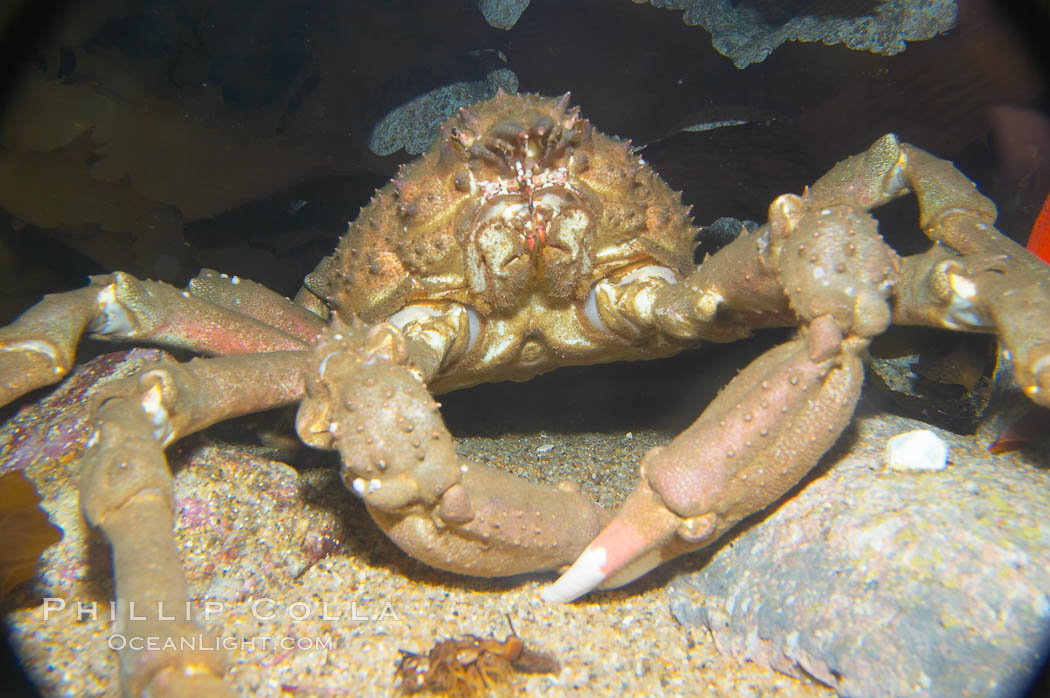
left=541, top=546, right=608, bottom=603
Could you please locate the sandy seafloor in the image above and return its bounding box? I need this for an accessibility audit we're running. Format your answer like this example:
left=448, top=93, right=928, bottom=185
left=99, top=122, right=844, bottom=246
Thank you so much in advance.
left=1, top=335, right=1045, bottom=697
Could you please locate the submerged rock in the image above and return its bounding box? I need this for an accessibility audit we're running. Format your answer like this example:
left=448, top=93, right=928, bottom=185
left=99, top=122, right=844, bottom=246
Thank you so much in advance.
left=668, top=410, right=1050, bottom=696
left=368, top=69, right=519, bottom=156
left=636, top=0, right=958, bottom=68
left=477, top=0, right=531, bottom=30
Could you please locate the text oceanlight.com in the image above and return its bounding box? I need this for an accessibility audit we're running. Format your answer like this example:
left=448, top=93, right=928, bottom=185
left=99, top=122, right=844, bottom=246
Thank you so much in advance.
left=106, top=634, right=335, bottom=652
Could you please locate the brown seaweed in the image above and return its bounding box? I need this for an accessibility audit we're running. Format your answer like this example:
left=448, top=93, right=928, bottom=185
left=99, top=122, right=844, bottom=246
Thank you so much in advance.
left=0, top=470, right=63, bottom=596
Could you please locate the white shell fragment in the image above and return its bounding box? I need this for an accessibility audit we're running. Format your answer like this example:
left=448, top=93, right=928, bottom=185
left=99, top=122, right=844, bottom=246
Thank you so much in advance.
left=884, top=429, right=949, bottom=472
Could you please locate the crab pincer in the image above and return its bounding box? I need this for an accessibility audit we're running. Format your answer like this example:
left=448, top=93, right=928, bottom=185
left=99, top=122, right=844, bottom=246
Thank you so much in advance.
left=544, top=315, right=865, bottom=601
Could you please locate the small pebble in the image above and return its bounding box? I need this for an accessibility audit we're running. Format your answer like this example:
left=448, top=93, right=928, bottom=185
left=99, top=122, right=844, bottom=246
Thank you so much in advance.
left=884, top=429, right=948, bottom=471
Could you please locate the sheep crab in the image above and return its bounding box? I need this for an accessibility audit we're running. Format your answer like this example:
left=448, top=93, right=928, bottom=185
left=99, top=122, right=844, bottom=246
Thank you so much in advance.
left=1, top=92, right=1048, bottom=696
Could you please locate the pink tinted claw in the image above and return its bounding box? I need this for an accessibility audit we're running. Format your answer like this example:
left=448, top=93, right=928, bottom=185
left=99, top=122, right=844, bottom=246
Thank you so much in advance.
left=544, top=317, right=866, bottom=603
left=541, top=477, right=683, bottom=602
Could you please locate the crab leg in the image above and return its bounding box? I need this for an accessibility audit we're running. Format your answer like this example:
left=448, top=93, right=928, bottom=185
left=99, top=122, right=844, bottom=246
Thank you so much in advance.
left=296, top=319, right=610, bottom=576
left=613, top=135, right=1050, bottom=401
left=547, top=162, right=906, bottom=601
left=80, top=351, right=307, bottom=697
left=0, top=285, right=100, bottom=406
left=807, top=134, right=1050, bottom=406
left=186, top=269, right=326, bottom=343
left=543, top=317, right=865, bottom=601
left=0, top=271, right=315, bottom=406
left=642, top=135, right=1050, bottom=408
left=891, top=241, right=1050, bottom=404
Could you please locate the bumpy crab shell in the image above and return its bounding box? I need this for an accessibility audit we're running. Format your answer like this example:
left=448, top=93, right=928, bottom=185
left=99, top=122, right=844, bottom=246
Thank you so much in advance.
left=5, top=83, right=1050, bottom=697
left=311, top=91, right=695, bottom=340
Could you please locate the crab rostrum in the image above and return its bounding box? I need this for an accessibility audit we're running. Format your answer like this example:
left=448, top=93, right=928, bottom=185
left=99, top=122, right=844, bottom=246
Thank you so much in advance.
left=2, top=92, right=1049, bottom=696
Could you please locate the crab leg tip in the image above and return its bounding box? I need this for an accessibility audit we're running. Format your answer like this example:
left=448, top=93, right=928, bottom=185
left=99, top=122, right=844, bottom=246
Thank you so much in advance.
left=541, top=546, right=608, bottom=603
left=542, top=487, right=681, bottom=602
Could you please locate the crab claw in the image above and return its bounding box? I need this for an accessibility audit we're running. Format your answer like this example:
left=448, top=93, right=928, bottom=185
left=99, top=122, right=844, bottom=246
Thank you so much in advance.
left=540, top=477, right=684, bottom=602
left=543, top=315, right=866, bottom=603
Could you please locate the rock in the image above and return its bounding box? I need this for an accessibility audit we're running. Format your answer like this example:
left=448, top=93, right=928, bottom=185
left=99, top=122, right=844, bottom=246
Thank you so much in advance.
left=0, top=348, right=170, bottom=477
left=477, top=0, right=531, bottom=30
left=668, top=410, right=1050, bottom=697
left=636, top=0, right=958, bottom=68
left=697, top=216, right=758, bottom=257
left=368, top=69, right=519, bottom=156
left=866, top=330, right=998, bottom=436
left=884, top=429, right=948, bottom=471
